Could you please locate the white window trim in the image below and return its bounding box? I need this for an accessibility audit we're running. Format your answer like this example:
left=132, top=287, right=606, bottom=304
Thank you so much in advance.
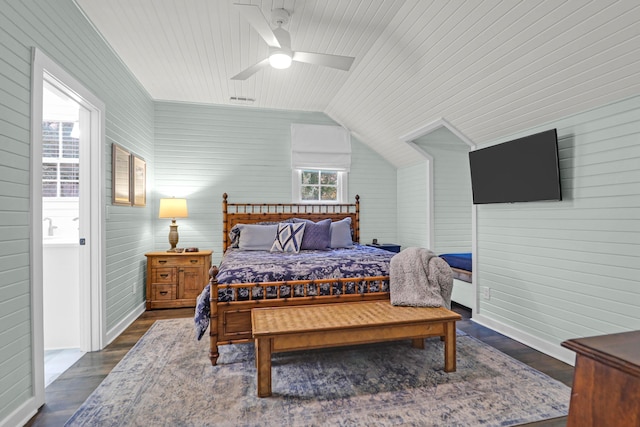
left=292, top=169, right=348, bottom=204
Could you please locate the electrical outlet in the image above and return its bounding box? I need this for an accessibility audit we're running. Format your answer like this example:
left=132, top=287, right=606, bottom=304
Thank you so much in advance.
left=482, top=286, right=491, bottom=300
left=132, top=282, right=136, bottom=294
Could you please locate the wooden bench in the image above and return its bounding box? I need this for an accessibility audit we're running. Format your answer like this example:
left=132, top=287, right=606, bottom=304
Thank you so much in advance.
left=251, top=300, right=462, bottom=397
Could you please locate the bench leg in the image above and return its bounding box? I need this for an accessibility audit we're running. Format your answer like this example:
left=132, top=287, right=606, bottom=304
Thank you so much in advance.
left=444, top=321, right=457, bottom=372
left=256, top=337, right=272, bottom=397
left=411, top=338, right=425, bottom=349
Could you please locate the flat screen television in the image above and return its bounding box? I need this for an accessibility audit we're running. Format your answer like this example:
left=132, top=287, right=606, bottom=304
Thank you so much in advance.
left=469, top=129, right=562, bottom=204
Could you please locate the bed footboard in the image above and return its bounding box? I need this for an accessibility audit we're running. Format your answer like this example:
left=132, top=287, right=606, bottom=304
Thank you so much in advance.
left=208, top=268, right=390, bottom=365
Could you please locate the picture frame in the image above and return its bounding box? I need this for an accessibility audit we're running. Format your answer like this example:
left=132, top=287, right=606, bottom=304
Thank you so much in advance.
left=112, top=143, right=132, bottom=206
left=131, top=154, right=147, bottom=207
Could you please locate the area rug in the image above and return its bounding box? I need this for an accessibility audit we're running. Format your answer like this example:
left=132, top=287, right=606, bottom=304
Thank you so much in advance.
left=66, top=318, right=570, bottom=426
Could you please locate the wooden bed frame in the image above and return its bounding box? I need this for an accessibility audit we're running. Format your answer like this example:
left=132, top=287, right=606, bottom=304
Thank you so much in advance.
left=208, top=193, right=391, bottom=365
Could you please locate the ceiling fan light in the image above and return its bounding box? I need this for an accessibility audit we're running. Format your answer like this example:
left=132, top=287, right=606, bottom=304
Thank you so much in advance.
left=269, top=51, right=292, bottom=69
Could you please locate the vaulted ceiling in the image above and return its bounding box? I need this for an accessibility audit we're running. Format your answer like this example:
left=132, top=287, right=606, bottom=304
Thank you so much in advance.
left=75, top=0, right=640, bottom=168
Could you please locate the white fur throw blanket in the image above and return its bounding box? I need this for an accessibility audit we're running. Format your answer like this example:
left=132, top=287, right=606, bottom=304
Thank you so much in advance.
left=390, top=247, right=453, bottom=309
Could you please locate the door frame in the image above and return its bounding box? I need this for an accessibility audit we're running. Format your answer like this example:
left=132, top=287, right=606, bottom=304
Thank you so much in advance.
left=30, top=48, right=106, bottom=405
left=400, top=117, right=478, bottom=310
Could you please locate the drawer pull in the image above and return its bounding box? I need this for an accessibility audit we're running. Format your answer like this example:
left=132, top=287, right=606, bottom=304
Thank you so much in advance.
left=160, top=274, right=169, bottom=278
left=190, top=259, right=198, bottom=263
left=159, top=291, right=168, bottom=296
left=158, top=260, right=167, bottom=264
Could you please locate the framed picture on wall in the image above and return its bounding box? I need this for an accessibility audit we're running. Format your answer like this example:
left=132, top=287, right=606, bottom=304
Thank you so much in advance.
left=112, top=143, right=131, bottom=206
left=131, top=154, right=146, bottom=207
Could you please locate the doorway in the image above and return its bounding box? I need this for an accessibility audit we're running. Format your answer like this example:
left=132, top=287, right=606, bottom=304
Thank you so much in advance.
left=30, top=48, right=106, bottom=405
left=41, top=81, right=86, bottom=385
left=400, top=118, right=478, bottom=311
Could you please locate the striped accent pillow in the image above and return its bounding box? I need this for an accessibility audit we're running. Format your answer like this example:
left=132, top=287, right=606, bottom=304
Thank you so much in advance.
left=270, top=222, right=306, bottom=253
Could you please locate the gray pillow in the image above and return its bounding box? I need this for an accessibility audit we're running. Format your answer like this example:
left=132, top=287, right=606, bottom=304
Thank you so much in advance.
left=229, top=219, right=294, bottom=248
left=237, top=223, right=278, bottom=250
left=330, top=217, right=353, bottom=248
left=293, top=218, right=331, bottom=250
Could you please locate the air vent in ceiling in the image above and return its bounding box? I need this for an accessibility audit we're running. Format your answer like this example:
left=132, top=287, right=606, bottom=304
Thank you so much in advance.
left=229, top=96, right=255, bottom=105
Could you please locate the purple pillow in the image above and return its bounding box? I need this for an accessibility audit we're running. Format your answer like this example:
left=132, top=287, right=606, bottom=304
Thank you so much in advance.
left=293, top=218, right=331, bottom=250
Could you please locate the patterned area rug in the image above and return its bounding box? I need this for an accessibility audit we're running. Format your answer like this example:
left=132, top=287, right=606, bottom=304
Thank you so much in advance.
left=66, top=318, right=570, bottom=426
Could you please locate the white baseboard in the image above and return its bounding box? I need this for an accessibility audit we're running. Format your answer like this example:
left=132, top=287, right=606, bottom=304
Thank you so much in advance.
left=0, top=396, right=37, bottom=427
left=472, top=313, right=577, bottom=367
left=105, top=302, right=146, bottom=346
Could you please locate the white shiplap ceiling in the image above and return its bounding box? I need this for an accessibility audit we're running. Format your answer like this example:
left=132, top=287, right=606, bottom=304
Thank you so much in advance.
left=74, top=0, right=640, bottom=168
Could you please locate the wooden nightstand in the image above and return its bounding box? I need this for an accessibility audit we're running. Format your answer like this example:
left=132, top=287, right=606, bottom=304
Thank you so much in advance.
left=145, top=250, right=212, bottom=309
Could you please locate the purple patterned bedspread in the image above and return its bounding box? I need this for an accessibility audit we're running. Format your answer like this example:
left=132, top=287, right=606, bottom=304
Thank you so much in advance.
left=194, top=245, right=394, bottom=339
left=219, top=244, right=392, bottom=283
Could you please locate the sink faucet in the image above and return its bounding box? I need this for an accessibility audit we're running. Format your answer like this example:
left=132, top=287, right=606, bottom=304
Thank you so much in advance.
left=43, top=217, right=57, bottom=236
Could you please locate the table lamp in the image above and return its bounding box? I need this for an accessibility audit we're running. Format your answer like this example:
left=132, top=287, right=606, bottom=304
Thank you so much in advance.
left=158, top=197, right=188, bottom=252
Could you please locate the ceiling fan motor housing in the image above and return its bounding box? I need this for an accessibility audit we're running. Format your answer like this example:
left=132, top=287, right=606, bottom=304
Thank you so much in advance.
left=272, top=27, right=291, bottom=49
left=271, top=8, right=290, bottom=27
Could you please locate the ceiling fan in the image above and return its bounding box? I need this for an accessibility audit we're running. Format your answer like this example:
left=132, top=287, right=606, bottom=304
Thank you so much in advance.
left=231, top=3, right=356, bottom=80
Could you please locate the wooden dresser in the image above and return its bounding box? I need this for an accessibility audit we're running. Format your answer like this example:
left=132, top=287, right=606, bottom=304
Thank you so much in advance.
left=145, top=250, right=212, bottom=309
left=562, top=330, right=640, bottom=427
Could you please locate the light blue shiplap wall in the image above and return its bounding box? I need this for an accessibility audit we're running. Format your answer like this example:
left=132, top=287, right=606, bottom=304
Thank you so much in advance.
left=0, top=0, right=153, bottom=423
left=153, top=102, right=397, bottom=265
left=429, top=145, right=472, bottom=254
left=397, top=162, right=430, bottom=249
left=396, top=146, right=471, bottom=254
left=474, top=95, right=640, bottom=364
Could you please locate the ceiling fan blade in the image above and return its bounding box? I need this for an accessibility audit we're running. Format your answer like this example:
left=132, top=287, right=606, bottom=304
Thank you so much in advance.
left=231, top=58, right=270, bottom=80
left=292, top=51, right=355, bottom=71
left=234, top=3, right=280, bottom=48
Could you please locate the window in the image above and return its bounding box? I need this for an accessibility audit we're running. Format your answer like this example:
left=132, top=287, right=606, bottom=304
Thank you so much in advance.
left=42, top=121, right=79, bottom=198
left=294, top=169, right=347, bottom=203
left=290, top=124, right=351, bottom=203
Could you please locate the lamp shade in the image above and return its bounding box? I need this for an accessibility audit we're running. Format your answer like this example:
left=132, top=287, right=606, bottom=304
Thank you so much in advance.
left=158, top=198, right=188, bottom=219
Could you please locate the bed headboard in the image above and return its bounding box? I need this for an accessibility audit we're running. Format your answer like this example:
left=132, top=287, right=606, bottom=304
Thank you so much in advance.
left=222, top=193, right=360, bottom=251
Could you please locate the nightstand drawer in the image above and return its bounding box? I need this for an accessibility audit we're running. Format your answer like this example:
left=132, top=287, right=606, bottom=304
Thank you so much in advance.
left=153, top=268, right=175, bottom=283
left=151, top=256, right=205, bottom=267
left=153, top=284, right=176, bottom=300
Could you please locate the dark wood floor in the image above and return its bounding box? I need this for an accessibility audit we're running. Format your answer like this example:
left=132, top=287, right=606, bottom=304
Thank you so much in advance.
left=26, top=304, right=573, bottom=426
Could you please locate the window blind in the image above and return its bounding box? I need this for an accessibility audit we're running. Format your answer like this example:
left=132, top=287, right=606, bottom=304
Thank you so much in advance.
left=291, top=124, right=351, bottom=171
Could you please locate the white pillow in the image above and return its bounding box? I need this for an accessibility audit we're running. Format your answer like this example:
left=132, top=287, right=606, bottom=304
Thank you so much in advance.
left=237, top=224, right=278, bottom=250
left=330, top=217, right=353, bottom=248
left=271, top=222, right=306, bottom=253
